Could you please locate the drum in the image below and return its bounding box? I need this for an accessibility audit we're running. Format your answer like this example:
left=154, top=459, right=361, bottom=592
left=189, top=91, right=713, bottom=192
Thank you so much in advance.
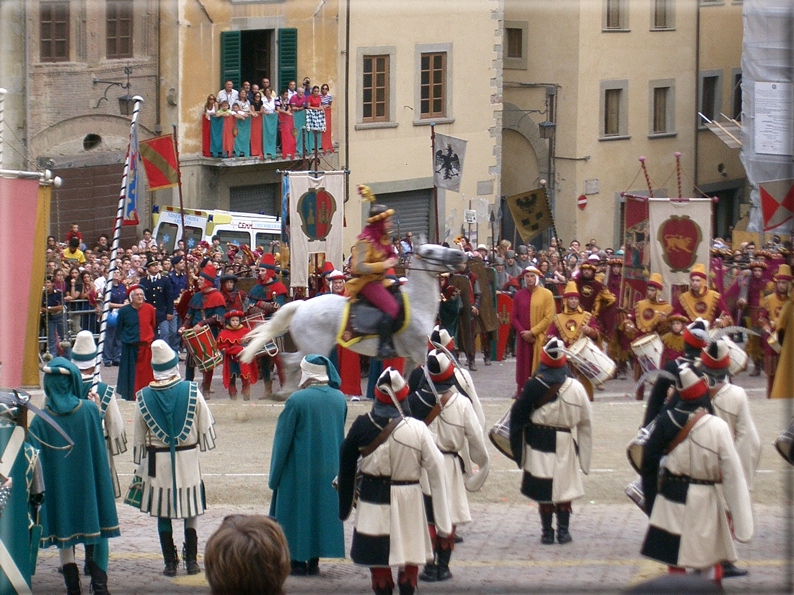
left=624, top=477, right=646, bottom=511
left=630, top=333, right=663, bottom=374
left=243, top=313, right=266, bottom=330
left=568, top=337, right=617, bottom=387
left=626, top=419, right=656, bottom=474
left=182, top=327, right=223, bottom=372
left=722, top=335, right=748, bottom=376
left=774, top=417, right=794, bottom=466
left=488, top=407, right=514, bottom=460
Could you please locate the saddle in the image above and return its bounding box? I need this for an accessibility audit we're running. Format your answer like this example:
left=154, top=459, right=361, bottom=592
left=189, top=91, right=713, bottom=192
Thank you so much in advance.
left=338, top=290, right=410, bottom=348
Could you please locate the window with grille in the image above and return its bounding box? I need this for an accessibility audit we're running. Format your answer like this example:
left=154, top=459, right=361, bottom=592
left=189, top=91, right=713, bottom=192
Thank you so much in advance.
left=40, top=2, right=69, bottom=62
left=362, top=55, right=389, bottom=122
left=420, top=52, right=446, bottom=119
left=107, top=0, right=132, bottom=58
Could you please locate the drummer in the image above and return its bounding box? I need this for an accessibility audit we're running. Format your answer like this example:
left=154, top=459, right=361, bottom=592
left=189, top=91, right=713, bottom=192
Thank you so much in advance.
left=220, top=273, right=247, bottom=313
left=629, top=273, right=673, bottom=400
left=546, top=281, right=601, bottom=401
left=759, top=264, right=792, bottom=398
left=180, top=261, right=226, bottom=397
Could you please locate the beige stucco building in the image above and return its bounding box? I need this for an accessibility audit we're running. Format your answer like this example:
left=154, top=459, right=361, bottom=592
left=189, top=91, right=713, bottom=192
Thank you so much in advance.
left=502, top=0, right=746, bottom=250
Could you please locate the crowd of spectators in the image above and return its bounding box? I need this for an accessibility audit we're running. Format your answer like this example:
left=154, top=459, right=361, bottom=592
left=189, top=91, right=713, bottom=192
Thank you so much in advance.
left=203, top=77, right=334, bottom=159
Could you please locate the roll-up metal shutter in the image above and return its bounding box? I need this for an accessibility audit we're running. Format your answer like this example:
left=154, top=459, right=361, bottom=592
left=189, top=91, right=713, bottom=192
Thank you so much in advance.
left=379, top=188, right=433, bottom=240
left=229, top=183, right=279, bottom=215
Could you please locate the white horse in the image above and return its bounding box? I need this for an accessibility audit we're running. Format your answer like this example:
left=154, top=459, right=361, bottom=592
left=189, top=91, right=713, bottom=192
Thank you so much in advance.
left=240, top=244, right=467, bottom=390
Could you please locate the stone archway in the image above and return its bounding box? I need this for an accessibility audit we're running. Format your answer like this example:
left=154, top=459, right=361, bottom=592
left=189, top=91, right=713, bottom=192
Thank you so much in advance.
left=502, top=101, right=549, bottom=171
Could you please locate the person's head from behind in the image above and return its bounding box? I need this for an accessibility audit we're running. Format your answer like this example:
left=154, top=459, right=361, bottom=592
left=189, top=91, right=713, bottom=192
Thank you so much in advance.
left=205, top=515, right=290, bottom=595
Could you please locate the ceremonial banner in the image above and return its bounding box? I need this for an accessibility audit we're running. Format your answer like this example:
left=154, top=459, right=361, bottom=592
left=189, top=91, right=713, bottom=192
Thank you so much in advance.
left=648, top=198, right=712, bottom=301
left=434, top=133, right=467, bottom=192
left=622, top=197, right=650, bottom=310
left=287, top=171, right=345, bottom=289
left=140, top=134, right=179, bottom=190
left=0, top=177, right=49, bottom=388
left=123, top=121, right=140, bottom=226
left=505, top=187, right=554, bottom=243
left=759, top=178, right=794, bottom=232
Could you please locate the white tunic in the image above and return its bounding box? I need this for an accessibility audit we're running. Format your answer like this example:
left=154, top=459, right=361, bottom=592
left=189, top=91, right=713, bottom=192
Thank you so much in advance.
left=424, top=389, right=490, bottom=525
left=521, top=377, right=592, bottom=503
left=710, top=382, right=761, bottom=489
left=354, top=417, right=451, bottom=567
left=644, top=414, right=753, bottom=569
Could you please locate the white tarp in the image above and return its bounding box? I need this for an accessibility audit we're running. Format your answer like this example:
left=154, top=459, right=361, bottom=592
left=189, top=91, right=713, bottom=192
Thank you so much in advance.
left=741, top=0, right=794, bottom=234
left=287, top=171, right=346, bottom=290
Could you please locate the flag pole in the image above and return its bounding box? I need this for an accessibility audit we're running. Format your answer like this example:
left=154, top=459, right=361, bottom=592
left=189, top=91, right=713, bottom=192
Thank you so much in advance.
left=172, top=125, right=187, bottom=249
left=94, top=95, right=144, bottom=391
left=431, top=123, right=439, bottom=242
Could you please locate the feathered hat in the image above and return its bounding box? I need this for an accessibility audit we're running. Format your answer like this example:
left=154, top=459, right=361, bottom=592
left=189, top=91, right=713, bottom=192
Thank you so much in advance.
left=359, top=185, right=394, bottom=224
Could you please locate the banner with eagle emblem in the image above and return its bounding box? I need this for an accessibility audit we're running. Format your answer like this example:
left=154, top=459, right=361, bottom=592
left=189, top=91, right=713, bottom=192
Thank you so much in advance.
left=648, top=198, right=712, bottom=301
left=505, top=187, right=554, bottom=243
left=433, top=133, right=466, bottom=192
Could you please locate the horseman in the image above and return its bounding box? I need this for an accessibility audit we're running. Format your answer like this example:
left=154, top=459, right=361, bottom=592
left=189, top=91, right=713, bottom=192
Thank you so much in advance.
left=346, top=185, right=400, bottom=359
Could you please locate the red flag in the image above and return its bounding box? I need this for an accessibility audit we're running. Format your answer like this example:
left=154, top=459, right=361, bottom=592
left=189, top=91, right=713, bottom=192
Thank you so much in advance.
left=759, top=179, right=794, bottom=231
left=139, top=134, right=179, bottom=190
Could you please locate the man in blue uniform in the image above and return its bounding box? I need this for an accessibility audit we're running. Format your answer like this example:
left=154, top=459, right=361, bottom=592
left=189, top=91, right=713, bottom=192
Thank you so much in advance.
left=140, top=256, right=174, bottom=344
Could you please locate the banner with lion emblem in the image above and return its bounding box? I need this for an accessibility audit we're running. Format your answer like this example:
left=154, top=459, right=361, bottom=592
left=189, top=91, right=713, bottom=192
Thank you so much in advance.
left=648, top=198, right=712, bottom=301
left=287, top=171, right=346, bottom=290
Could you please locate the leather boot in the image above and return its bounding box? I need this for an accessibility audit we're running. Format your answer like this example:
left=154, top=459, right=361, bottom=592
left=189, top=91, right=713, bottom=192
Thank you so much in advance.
left=418, top=554, right=438, bottom=582
left=721, top=561, right=748, bottom=578
left=376, top=313, right=397, bottom=360
left=183, top=527, right=201, bottom=575
left=84, top=544, right=93, bottom=576
left=86, top=559, right=110, bottom=595
left=260, top=380, right=273, bottom=400
left=435, top=544, right=453, bottom=581
left=62, top=562, right=81, bottom=595
left=159, top=532, right=179, bottom=577
left=540, top=510, right=555, bottom=544
left=398, top=577, right=416, bottom=595
left=374, top=587, right=393, bottom=595
left=556, top=509, right=572, bottom=544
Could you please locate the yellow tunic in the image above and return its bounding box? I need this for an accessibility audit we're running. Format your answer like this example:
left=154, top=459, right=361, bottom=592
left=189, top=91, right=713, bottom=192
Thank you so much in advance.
left=634, top=299, right=673, bottom=335
left=677, top=289, right=725, bottom=324
left=770, top=297, right=794, bottom=399
left=345, top=238, right=392, bottom=298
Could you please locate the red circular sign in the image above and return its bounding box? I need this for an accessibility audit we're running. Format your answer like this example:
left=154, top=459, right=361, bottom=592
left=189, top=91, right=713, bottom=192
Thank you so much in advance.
left=578, top=195, right=587, bottom=210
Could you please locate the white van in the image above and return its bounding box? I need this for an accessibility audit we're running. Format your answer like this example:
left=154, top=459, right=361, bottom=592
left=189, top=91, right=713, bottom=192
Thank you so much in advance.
left=152, top=206, right=282, bottom=254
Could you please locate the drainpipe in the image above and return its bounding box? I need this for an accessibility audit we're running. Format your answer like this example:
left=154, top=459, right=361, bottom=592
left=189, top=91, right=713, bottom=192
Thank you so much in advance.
left=155, top=0, right=162, bottom=134
left=694, top=2, right=700, bottom=197
left=344, top=0, right=350, bottom=205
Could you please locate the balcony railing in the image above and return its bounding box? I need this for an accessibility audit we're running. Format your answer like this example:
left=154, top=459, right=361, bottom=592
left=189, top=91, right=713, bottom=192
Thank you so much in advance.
left=201, top=109, right=334, bottom=160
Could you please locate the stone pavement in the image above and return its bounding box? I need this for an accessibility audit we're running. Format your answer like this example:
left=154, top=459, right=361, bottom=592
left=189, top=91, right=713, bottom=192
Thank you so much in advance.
left=26, top=351, right=794, bottom=594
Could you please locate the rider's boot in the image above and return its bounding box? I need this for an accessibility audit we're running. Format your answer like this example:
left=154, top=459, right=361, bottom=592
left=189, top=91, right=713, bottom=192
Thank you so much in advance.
left=376, top=313, right=398, bottom=360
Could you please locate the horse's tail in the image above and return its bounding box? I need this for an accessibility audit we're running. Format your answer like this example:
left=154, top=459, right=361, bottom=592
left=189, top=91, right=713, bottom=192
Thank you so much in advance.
left=240, top=301, right=302, bottom=363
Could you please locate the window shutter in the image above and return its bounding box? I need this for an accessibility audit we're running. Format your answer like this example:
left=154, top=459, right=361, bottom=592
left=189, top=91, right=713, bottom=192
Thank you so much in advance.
left=277, top=28, right=298, bottom=92
left=220, top=31, right=242, bottom=90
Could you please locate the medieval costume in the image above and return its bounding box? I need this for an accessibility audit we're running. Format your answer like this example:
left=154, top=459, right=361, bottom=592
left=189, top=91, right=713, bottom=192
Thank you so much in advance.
left=216, top=311, right=259, bottom=400
left=640, top=366, right=753, bottom=586
left=644, top=318, right=709, bottom=427
left=220, top=273, right=247, bottom=313
left=72, top=331, right=127, bottom=499
left=603, top=258, right=631, bottom=378
left=269, top=355, right=347, bottom=575
left=116, top=284, right=157, bottom=401
left=30, top=358, right=120, bottom=595
left=760, top=264, right=792, bottom=398
left=0, top=393, right=44, bottom=594
left=407, top=350, right=489, bottom=583
left=346, top=185, right=400, bottom=359
left=132, top=341, right=216, bottom=577
left=674, top=263, right=732, bottom=327
left=546, top=281, right=601, bottom=401
left=510, top=266, right=556, bottom=397
left=769, top=273, right=794, bottom=400
left=338, top=368, right=451, bottom=595
left=575, top=258, right=616, bottom=336
left=246, top=254, right=289, bottom=398
left=182, top=262, right=226, bottom=396
left=629, top=274, right=674, bottom=399
left=509, top=338, right=592, bottom=545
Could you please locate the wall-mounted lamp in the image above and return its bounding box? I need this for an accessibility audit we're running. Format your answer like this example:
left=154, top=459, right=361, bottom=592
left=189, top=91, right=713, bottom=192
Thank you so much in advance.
left=93, top=66, right=136, bottom=115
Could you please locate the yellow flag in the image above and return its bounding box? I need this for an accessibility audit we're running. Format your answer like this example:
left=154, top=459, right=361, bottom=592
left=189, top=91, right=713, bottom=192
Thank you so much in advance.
left=506, top=188, right=553, bottom=243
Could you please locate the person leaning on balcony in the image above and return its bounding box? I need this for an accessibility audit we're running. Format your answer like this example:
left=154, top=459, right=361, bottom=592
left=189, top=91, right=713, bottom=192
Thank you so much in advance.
left=251, top=91, right=264, bottom=115
left=217, top=79, right=238, bottom=107
left=263, top=88, right=277, bottom=114
left=204, top=94, right=217, bottom=118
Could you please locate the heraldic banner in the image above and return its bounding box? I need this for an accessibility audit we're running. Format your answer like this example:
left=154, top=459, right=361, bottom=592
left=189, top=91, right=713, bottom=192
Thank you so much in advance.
left=506, top=187, right=554, bottom=243
left=621, top=196, right=650, bottom=310
left=648, top=198, right=712, bottom=301
left=287, top=170, right=345, bottom=290
left=434, top=133, right=467, bottom=192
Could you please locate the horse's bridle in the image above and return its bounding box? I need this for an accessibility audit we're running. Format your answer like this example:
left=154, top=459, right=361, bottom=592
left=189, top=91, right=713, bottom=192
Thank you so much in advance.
left=406, top=253, right=465, bottom=275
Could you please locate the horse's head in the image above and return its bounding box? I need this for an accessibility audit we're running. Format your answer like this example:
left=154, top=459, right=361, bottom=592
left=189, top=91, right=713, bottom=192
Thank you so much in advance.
left=414, top=243, right=468, bottom=272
